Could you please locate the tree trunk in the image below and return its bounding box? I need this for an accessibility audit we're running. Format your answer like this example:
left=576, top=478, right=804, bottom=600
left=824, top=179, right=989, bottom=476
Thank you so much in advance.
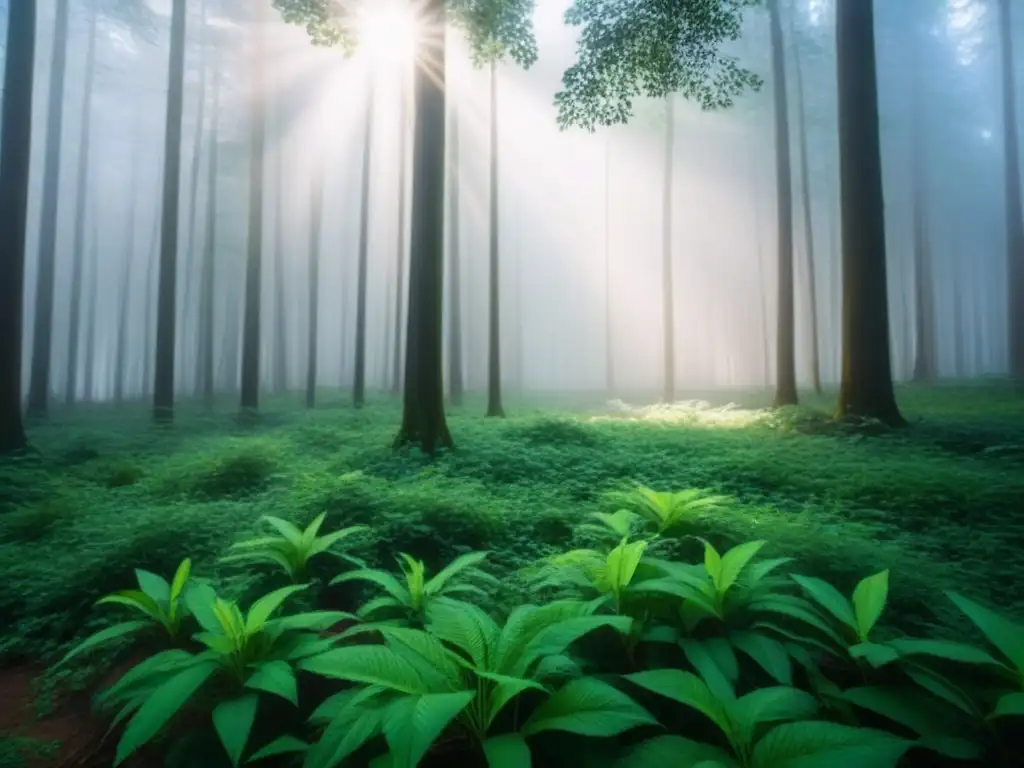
left=391, top=83, right=409, bottom=396
left=998, top=0, right=1024, bottom=379
left=604, top=137, right=615, bottom=396
left=27, top=0, right=71, bottom=418
left=910, top=140, right=936, bottom=383
left=272, top=137, right=288, bottom=395
left=486, top=60, right=505, bottom=418
left=142, top=198, right=160, bottom=396
left=240, top=11, right=267, bottom=412
left=353, top=87, right=374, bottom=407
left=0, top=0, right=36, bottom=452
left=662, top=96, right=676, bottom=402
left=153, top=0, right=188, bottom=422
left=768, top=0, right=797, bottom=407
left=790, top=10, right=822, bottom=394
left=198, top=66, right=221, bottom=408
left=114, top=137, right=140, bottom=405
left=83, top=219, right=98, bottom=400
left=447, top=102, right=464, bottom=406
left=306, top=165, right=324, bottom=409
left=65, top=2, right=98, bottom=406
left=834, top=0, right=904, bottom=425
left=395, top=0, right=453, bottom=454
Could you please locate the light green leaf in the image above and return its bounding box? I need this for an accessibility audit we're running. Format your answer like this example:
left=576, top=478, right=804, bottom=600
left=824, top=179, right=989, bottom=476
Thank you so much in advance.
left=214, top=694, right=259, bottom=767
left=358, top=596, right=407, bottom=619
left=309, top=524, right=371, bottom=557
left=477, top=671, right=549, bottom=727
left=849, top=642, right=900, bottom=668
left=135, top=569, right=171, bottom=604
left=333, top=569, right=412, bottom=604
left=245, top=660, right=297, bottom=705
left=97, top=590, right=163, bottom=622
left=616, top=735, right=736, bottom=768
left=483, top=733, right=531, bottom=768
left=604, top=539, right=647, bottom=596
left=169, top=558, right=192, bottom=604
left=246, top=584, right=309, bottom=635
left=682, top=639, right=736, bottom=702
left=424, top=551, right=489, bottom=594
left=851, top=570, right=888, bottom=642
left=885, top=638, right=1002, bottom=666
left=745, top=558, right=793, bottom=587
left=625, top=669, right=730, bottom=734
left=522, top=677, right=656, bottom=736
left=262, top=515, right=304, bottom=546
left=730, top=687, right=817, bottom=744
left=425, top=598, right=499, bottom=670
left=791, top=575, right=857, bottom=634
left=718, top=540, right=766, bottom=594
left=751, top=721, right=911, bottom=768
left=946, top=592, right=1024, bottom=673
left=383, top=691, right=476, bottom=768
left=299, top=645, right=428, bottom=694
left=517, top=615, right=632, bottom=676
left=302, top=512, right=328, bottom=547
left=382, top=626, right=465, bottom=690
left=703, top=541, right=723, bottom=588
left=730, top=631, right=792, bottom=686
left=990, top=691, right=1024, bottom=719
left=272, top=611, right=355, bottom=632
left=115, top=661, right=219, bottom=765
left=97, top=649, right=198, bottom=705
left=246, top=735, right=309, bottom=762
left=305, top=707, right=382, bottom=768
left=57, top=620, right=150, bottom=667
left=184, top=582, right=221, bottom=633
left=533, top=654, right=581, bottom=680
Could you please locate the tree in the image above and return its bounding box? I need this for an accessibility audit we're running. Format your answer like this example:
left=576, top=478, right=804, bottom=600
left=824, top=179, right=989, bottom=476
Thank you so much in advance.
left=0, top=0, right=36, bottom=452
left=198, top=66, right=223, bottom=408
left=391, top=84, right=410, bottom=396
left=447, top=101, right=465, bottom=407
left=27, top=0, right=72, bottom=418
left=486, top=59, right=505, bottom=418
left=767, top=0, right=797, bottom=407
left=66, top=0, right=99, bottom=406
left=153, top=0, right=189, bottom=422
left=306, top=164, right=325, bottom=409
left=114, top=130, right=143, bottom=404
left=604, top=136, right=615, bottom=396
left=834, top=0, right=903, bottom=424
left=910, top=105, right=936, bottom=383
left=998, top=0, right=1024, bottom=380
left=353, top=86, right=375, bottom=408
left=661, top=96, right=676, bottom=402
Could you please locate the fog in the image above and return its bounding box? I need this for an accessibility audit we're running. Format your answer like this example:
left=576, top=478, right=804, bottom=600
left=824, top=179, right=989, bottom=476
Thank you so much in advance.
left=4, top=0, right=1022, bottom=405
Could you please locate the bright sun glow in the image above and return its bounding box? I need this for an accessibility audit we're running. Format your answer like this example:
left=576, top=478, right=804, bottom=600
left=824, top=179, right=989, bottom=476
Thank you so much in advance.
left=357, top=0, right=420, bottom=67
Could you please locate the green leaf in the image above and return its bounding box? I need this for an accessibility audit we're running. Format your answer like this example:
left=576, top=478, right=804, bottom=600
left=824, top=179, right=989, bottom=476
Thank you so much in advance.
left=849, top=642, right=900, bottom=668
left=885, top=638, right=1002, bottom=666
left=730, top=631, right=792, bottom=686
left=136, top=569, right=171, bottom=604
left=518, top=615, right=632, bottom=676
left=299, top=645, right=428, bottom=694
left=383, top=691, right=476, bottom=768
left=616, top=735, right=736, bottom=768
left=246, top=735, right=309, bottom=762
left=245, top=660, right=297, bottom=705
left=262, top=515, right=304, bottom=546
left=246, top=584, right=309, bottom=634
left=184, top=582, right=221, bottom=633
left=752, top=597, right=847, bottom=649
left=332, top=569, right=412, bottom=604
left=96, top=590, right=163, bottom=622
left=791, top=575, right=857, bottom=634
left=625, top=669, right=730, bottom=734
left=718, top=540, right=766, bottom=594
left=946, top=592, right=1024, bottom=673
left=681, top=639, right=735, bottom=702
left=483, top=733, right=531, bottom=768
left=169, top=558, right=192, bottom=604
left=750, top=721, right=911, bottom=768
left=903, top=664, right=980, bottom=717
left=213, top=694, right=259, bottom=767
left=522, top=677, right=656, bottom=736
left=306, top=707, right=382, bottom=768
left=729, top=687, right=817, bottom=744
left=703, top=541, right=723, bottom=588
left=309, top=524, right=370, bottom=557
left=990, top=691, right=1024, bottom=719
left=302, top=512, right=328, bottom=546
left=382, top=626, right=465, bottom=690
left=425, top=598, right=499, bottom=670
left=477, top=671, right=549, bottom=727
left=97, top=650, right=198, bottom=705
left=745, top=558, right=793, bottom=587
left=424, top=551, right=489, bottom=594
left=272, top=611, right=355, bottom=632
left=604, top=539, right=647, bottom=596
left=851, top=570, right=888, bottom=642
left=57, top=620, right=150, bottom=667
left=115, top=661, right=219, bottom=765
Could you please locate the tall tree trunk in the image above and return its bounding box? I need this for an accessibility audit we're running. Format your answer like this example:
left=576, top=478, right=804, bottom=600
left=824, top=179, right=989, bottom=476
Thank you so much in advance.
left=486, top=60, right=505, bottom=418
left=272, top=137, right=288, bottom=394
left=953, top=261, right=966, bottom=378
left=834, top=0, right=904, bottom=425
left=353, top=87, right=374, bottom=407
left=447, top=102, right=464, bottom=406
left=768, top=0, right=797, bottom=407
left=910, top=138, right=936, bottom=382
left=83, top=219, right=98, bottom=400
left=0, top=0, right=36, bottom=452
left=604, top=137, right=615, bottom=396
left=114, top=138, right=141, bottom=404
left=153, top=0, right=188, bottom=422
left=27, top=0, right=72, bottom=418
left=306, top=165, right=324, bottom=409
left=662, top=96, right=676, bottom=402
left=240, top=11, right=267, bottom=412
left=395, top=0, right=453, bottom=453
left=65, top=2, right=98, bottom=406
left=998, top=0, right=1024, bottom=379
left=391, top=83, right=409, bottom=395
left=198, top=66, right=221, bottom=408
left=142, top=197, right=160, bottom=396
left=790, top=11, right=822, bottom=394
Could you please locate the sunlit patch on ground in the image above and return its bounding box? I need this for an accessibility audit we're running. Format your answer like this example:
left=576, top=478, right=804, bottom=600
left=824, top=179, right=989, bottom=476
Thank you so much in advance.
left=591, top=398, right=773, bottom=428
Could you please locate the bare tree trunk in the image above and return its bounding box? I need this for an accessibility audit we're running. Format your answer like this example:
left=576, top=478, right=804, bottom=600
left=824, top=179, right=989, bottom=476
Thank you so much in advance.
left=486, top=60, right=505, bottom=418
left=198, top=66, right=221, bottom=408
left=662, top=96, right=676, bottom=402
left=83, top=219, right=99, bottom=400
left=391, top=83, right=409, bottom=395
left=604, top=137, right=615, bottom=396
left=447, top=102, right=464, bottom=406
left=353, top=87, right=374, bottom=407
left=272, top=136, right=288, bottom=394
left=114, top=130, right=142, bottom=405
left=306, top=164, right=324, bottom=409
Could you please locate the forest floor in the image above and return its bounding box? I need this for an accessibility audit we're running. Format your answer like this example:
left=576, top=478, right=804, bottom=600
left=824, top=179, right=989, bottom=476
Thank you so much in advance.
left=1, top=382, right=1023, bottom=765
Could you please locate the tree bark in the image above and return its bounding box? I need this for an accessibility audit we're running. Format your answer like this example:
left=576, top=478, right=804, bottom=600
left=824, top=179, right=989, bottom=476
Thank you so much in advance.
left=153, top=0, right=188, bottom=422
left=447, top=102, right=464, bottom=406
left=27, top=0, right=71, bottom=418
left=662, top=96, right=676, bottom=402
left=114, top=135, right=141, bottom=405
left=395, top=0, right=453, bottom=454
left=768, top=0, right=797, bottom=407
left=272, top=135, right=288, bottom=395
left=198, top=66, right=221, bottom=408
left=306, top=165, right=324, bottom=409
left=604, top=137, right=615, bottom=396
left=83, top=219, right=98, bottom=400
left=353, top=86, right=374, bottom=407
left=391, top=83, right=409, bottom=396
left=910, top=136, right=936, bottom=383
left=0, top=0, right=36, bottom=452
left=834, top=0, right=904, bottom=425
left=486, top=60, right=505, bottom=418
left=65, top=1, right=98, bottom=406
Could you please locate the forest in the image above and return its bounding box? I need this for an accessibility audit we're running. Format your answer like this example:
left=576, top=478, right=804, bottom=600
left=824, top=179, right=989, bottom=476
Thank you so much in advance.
left=0, top=0, right=1023, bottom=766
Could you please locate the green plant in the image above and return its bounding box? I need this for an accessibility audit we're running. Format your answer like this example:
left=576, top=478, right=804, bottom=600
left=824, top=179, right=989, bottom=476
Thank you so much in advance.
left=604, top=487, right=732, bottom=538
left=56, top=558, right=195, bottom=667
left=96, top=582, right=348, bottom=766
left=220, top=513, right=369, bottom=584
left=331, top=550, right=495, bottom=624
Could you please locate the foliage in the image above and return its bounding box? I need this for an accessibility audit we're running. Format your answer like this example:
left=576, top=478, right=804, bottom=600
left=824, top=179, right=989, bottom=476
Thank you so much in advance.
left=554, top=0, right=764, bottom=130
